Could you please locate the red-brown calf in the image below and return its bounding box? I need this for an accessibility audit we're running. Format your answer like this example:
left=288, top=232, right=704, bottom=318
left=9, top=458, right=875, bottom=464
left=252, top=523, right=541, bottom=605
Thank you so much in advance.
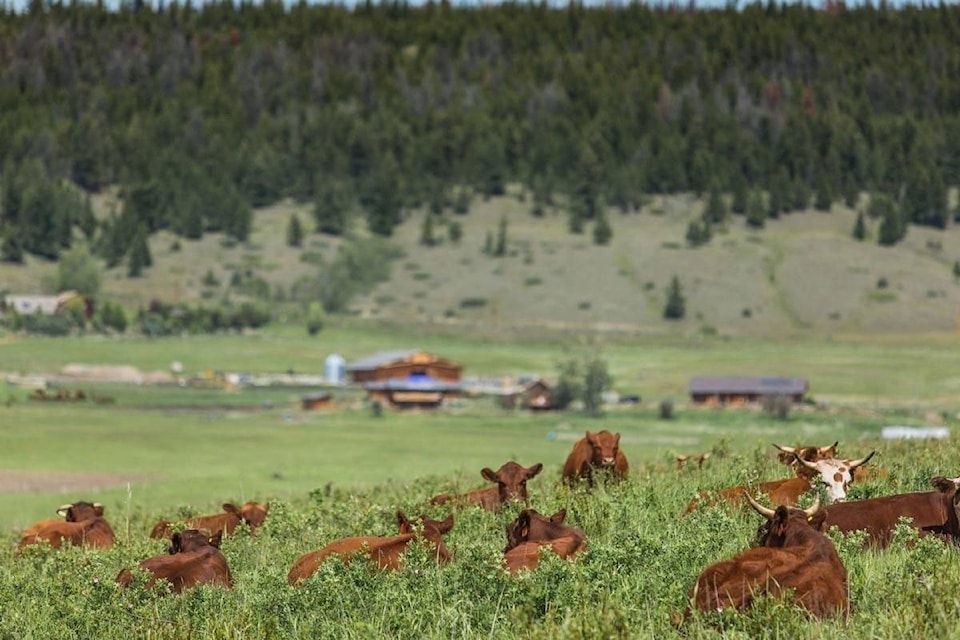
left=116, top=529, right=232, bottom=593
left=18, top=502, right=115, bottom=550
left=502, top=508, right=586, bottom=573
left=149, top=501, right=269, bottom=539
left=562, top=430, right=629, bottom=485
left=287, top=512, right=454, bottom=585
left=430, top=461, right=543, bottom=511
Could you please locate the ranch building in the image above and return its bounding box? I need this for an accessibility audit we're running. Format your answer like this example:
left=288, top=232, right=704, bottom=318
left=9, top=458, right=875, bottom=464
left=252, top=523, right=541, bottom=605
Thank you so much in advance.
left=688, top=376, right=809, bottom=406
left=348, top=350, right=463, bottom=408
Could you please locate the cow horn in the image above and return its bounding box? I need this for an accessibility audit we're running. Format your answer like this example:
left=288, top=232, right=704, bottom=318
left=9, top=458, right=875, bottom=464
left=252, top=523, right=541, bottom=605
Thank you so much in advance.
left=848, top=450, right=876, bottom=468
left=744, top=492, right=776, bottom=520
left=773, top=444, right=796, bottom=454
left=93, top=502, right=103, bottom=508
left=820, top=441, right=839, bottom=453
left=795, top=455, right=819, bottom=471
left=803, top=494, right=821, bottom=518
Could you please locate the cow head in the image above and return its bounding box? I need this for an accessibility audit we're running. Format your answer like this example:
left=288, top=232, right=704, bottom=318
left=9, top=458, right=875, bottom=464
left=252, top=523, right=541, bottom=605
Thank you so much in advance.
left=481, top=462, right=543, bottom=504
left=396, top=511, right=455, bottom=564
left=170, top=529, right=223, bottom=554
left=745, top=492, right=822, bottom=548
left=56, top=501, right=104, bottom=522
left=504, top=508, right=569, bottom=552
left=931, top=476, right=960, bottom=493
left=774, top=442, right=838, bottom=474
left=776, top=445, right=874, bottom=502
left=585, top=430, right=621, bottom=467
left=223, top=502, right=270, bottom=531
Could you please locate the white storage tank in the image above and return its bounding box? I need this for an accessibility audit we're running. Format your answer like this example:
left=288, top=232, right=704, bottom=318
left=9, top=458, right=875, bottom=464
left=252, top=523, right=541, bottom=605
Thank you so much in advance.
left=324, top=353, right=346, bottom=384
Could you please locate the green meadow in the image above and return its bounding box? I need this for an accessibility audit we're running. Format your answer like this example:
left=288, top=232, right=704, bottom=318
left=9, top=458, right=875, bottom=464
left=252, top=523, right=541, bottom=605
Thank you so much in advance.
left=3, top=325, right=960, bottom=638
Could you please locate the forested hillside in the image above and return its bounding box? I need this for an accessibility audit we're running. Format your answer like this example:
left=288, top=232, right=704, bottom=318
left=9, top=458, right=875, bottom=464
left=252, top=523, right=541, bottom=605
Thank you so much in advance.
left=1, top=1, right=959, bottom=296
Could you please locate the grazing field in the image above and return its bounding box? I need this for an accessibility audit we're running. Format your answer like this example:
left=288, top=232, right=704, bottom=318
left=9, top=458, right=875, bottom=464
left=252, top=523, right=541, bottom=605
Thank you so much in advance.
left=3, top=328, right=960, bottom=637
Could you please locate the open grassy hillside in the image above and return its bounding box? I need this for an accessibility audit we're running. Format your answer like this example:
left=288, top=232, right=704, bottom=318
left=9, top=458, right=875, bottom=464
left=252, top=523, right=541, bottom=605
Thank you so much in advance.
left=4, top=192, right=960, bottom=337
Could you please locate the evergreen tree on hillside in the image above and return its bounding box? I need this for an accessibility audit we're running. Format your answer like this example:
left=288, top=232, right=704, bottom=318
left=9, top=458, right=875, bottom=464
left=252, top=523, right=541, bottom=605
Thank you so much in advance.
left=874, top=195, right=907, bottom=246
left=703, top=183, right=727, bottom=225
left=852, top=211, right=866, bottom=241
left=663, top=275, right=686, bottom=320
left=287, top=213, right=304, bottom=247
left=746, top=191, right=766, bottom=228
left=593, top=210, right=612, bottom=245
left=127, top=224, right=152, bottom=277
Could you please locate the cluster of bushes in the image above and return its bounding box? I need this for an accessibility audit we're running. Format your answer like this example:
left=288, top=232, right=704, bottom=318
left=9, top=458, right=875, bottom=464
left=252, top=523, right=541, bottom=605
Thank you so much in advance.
left=1, top=298, right=127, bottom=336
left=135, top=300, right=271, bottom=337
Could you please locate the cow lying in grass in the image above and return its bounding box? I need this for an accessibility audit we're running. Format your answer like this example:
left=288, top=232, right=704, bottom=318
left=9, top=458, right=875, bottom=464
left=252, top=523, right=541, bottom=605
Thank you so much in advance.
left=683, top=446, right=875, bottom=515
left=430, top=461, right=543, bottom=512
left=117, top=529, right=232, bottom=594
left=149, top=501, right=269, bottom=539
left=19, top=501, right=115, bottom=550
left=687, top=494, right=848, bottom=620
left=502, top=508, right=586, bottom=573
left=287, top=512, right=455, bottom=584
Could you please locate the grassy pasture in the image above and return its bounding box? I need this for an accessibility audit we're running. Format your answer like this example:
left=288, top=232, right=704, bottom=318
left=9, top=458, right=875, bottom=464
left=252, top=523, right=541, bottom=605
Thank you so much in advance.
left=3, top=328, right=960, bottom=637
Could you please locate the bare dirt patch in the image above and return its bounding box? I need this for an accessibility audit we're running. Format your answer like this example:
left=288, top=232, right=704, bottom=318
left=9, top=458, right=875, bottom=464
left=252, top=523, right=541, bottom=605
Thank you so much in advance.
left=0, top=469, right=151, bottom=495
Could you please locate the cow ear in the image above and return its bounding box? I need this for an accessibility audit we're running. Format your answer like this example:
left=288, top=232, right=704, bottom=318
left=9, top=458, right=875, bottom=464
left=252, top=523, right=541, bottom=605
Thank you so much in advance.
left=222, top=503, right=239, bottom=514
left=170, top=533, right=182, bottom=554
left=526, top=463, right=543, bottom=479
left=438, top=515, right=454, bottom=534
left=807, top=511, right=828, bottom=530
left=263, top=502, right=270, bottom=513
left=481, top=468, right=498, bottom=483
left=396, top=511, right=411, bottom=533
left=517, top=511, right=531, bottom=539
left=93, top=503, right=105, bottom=517
left=931, top=476, right=955, bottom=493
left=584, top=431, right=595, bottom=444
left=208, top=530, right=223, bottom=548
left=772, top=507, right=789, bottom=537
left=551, top=509, right=567, bottom=523
left=613, top=432, right=621, bottom=446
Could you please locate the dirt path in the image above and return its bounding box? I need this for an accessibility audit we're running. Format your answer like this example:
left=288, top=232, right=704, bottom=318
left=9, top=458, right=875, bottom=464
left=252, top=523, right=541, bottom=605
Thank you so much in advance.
left=0, top=469, right=150, bottom=494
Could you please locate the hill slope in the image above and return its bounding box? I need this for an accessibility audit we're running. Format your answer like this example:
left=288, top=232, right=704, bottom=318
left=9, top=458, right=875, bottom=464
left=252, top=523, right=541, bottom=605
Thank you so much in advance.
left=3, top=193, right=959, bottom=337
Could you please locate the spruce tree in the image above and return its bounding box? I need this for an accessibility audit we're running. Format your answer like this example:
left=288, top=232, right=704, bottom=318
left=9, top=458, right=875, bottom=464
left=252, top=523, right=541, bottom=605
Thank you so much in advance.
left=704, top=183, right=727, bottom=225
left=127, top=224, right=152, bottom=277
left=286, top=213, right=304, bottom=248
left=663, top=275, right=686, bottom=320
left=852, top=211, right=866, bottom=241
left=494, top=215, right=508, bottom=256
left=420, top=212, right=436, bottom=247
left=593, top=210, right=612, bottom=245
left=746, top=191, right=766, bottom=228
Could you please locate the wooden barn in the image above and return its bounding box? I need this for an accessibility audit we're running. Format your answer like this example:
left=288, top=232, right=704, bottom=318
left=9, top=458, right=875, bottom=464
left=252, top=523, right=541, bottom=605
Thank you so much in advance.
left=504, top=378, right=556, bottom=410
left=349, top=350, right=463, bottom=408
left=688, top=376, right=809, bottom=406
left=347, top=350, right=462, bottom=384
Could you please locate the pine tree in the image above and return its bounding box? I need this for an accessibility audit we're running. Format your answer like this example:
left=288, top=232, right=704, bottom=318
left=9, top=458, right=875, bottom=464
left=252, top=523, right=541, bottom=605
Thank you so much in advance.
left=127, top=224, right=152, bottom=278
left=286, top=213, right=304, bottom=248
left=876, top=196, right=907, bottom=246
left=494, top=215, right=508, bottom=256
left=420, top=212, right=436, bottom=247
left=314, top=179, right=353, bottom=236
left=814, top=175, right=833, bottom=212
left=731, top=174, right=748, bottom=215
left=593, top=210, right=612, bottom=245
left=448, top=220, right=462, bottom=244
left=663, top=275, right=686, bottom=320
left=703, top=183, right=727, bottom=225
left=746, top=191, right=766, bottom=228
left=852, top=211, right=866, bottom=241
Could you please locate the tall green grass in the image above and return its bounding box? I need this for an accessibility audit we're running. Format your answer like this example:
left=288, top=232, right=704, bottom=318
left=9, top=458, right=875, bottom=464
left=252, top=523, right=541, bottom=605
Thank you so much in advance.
left=3, top=435, right=960, bottom=639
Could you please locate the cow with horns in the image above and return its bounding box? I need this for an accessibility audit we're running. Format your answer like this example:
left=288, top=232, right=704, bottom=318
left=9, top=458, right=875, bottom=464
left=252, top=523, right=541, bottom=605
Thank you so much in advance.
left=18, top=501, right=115, bottom=550
left=687, top=493, right=848, bottom=620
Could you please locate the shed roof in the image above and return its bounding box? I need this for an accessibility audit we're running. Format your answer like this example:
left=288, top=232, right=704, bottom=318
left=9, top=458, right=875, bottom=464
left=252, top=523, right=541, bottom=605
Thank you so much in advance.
left=688, top=376, right=808, bottom=395
left=347, top=350, right=423, bottom=372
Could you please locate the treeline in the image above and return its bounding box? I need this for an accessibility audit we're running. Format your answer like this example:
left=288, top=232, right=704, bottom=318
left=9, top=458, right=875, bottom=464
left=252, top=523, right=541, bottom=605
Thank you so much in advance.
left=2, top=0, right=960, bottom=263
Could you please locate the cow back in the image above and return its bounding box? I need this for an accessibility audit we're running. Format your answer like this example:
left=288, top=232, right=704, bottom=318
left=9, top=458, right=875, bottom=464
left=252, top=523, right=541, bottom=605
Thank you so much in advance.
left=813, top=490, right=957, bottom=548
left=118, top=547, right=232, bottom=593
left=683, top=477, right=812, bottom=515
left=18, top=516, right=115, bottom=550
left=287, top=534, right=420, bottom=584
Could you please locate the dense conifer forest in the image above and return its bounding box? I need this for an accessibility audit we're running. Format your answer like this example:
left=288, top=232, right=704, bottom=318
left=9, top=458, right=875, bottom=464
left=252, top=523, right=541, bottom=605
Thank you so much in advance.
left=2, top=0, right=959, bottom=265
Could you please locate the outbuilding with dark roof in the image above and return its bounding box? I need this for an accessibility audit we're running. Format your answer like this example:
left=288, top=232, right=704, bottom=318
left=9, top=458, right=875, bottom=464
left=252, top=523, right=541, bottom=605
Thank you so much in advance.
left=688, top=376, right=809, bottom=405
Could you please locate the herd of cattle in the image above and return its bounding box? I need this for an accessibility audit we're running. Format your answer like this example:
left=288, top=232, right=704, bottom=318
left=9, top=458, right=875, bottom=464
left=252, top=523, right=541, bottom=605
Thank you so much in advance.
left=13, top=429, right=960, bottom=623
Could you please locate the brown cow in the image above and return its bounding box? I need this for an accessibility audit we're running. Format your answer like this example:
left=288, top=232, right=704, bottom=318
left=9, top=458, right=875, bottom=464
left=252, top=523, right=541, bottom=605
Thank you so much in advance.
left=116, top=529, right=232, bottom=593
left=149, top=501, right=269, bottom=539
left=676, top=452, right=712, bottom=470
left=502, top=508, right=586, bottom=573
left=687, top=494, right=848, bottom=620
left=430, top=461, right=543, bottom=511
left=562, top=430, right=629, bottom=486
left=771, top=476, right=960, bottom=549
left=18, top=502, right=115, bottom=550
left=287, top=512, right=454, bottom=585
left=683, top=447, right=875, bottom=515
left=775, top=442, right=838, bottom=474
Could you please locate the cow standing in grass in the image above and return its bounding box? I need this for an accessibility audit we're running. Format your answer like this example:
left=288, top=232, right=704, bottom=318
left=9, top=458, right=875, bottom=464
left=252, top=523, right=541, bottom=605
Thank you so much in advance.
left=430, top=461, right=543, bottom=511
left=18, top=502, right=115, bottom=550
left=562, top=430, right=629, bottom=486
